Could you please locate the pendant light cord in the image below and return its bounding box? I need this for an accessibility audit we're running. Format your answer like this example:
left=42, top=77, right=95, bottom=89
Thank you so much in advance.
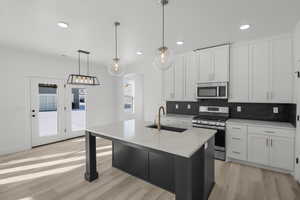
left=162, top=1, right=165, bottom=47
left=115, top=23, right=118, bottom=58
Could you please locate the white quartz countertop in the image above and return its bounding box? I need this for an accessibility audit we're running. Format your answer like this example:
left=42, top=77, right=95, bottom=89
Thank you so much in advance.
left=227, top=119, right=295, bottom=129
left=86, top=120, right=216, bottom=158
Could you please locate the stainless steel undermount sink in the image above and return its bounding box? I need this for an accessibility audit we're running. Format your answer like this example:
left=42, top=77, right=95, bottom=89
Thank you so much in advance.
left=146, top=124, right=187, bottom=133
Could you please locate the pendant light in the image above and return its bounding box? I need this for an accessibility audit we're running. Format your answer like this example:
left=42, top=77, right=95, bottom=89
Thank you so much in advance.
left=108, top=22, right=124, bottom=76
left=67, top=50, right=101, bottom=86
left=153, top=0, right=174, bottom=71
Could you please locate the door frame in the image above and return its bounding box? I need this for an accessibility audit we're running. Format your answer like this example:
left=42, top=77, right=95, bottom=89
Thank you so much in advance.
left=29, top=77, right=66, bottom=146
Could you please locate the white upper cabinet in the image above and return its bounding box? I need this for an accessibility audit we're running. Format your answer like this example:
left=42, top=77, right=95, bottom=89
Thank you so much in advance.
left=229, top=44, right=249, bottom=102
left=162, top=52, right=198, bottom=101
left=162, top=63, right=175, bottom=101
left=198, top=49, right=213, bottom=82
left=213, top=45, right=229, bottom=82
left=229, top=35, right=293, bottom=103
left=174, top=55, right=185, bottom=100
left=198, top=45, right=229, bottom=83
left=249, top=40, right=270, bottom=102
left=270, top=37, right=293, bottom=103
left=184, top=52, right=198, bottom=101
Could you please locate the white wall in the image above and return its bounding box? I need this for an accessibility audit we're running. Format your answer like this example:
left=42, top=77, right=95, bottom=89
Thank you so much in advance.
left=0, top=45, right=117, bottom=155
left=117, top=73, right=144, bottom=121
left=294, top=21, right=300, bottom=182
left=120, top=61, right=163, bottom=122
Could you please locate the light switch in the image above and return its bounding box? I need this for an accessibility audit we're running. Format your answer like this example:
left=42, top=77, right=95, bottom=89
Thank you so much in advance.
left=237, top=106, right=242, bottom=112
left=273, top=107, right=279, bottom=114
left=175, top=104, right=179, bottom=109
left=187, top=104, right=191, bottom=109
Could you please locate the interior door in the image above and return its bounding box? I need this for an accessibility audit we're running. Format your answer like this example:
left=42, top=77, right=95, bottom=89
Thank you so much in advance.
left=247, top=133, right=269, bottom=166
left=30, top=78, right=65, bottom=146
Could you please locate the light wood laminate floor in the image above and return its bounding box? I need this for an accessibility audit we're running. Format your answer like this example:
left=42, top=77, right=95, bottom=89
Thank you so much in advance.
left=0, top=137, right=299, bottom=200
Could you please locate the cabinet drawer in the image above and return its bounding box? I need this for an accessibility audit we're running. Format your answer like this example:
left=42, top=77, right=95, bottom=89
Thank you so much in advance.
left=248, top=126, right=294, bottom=138
left=227, top=124, right=247, bottom=136
left=228, top=133, right=247, bottom=160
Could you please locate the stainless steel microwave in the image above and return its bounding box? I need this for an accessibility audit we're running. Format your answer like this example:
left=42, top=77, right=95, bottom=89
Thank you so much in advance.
left=196, top=82, right=228, bottom=99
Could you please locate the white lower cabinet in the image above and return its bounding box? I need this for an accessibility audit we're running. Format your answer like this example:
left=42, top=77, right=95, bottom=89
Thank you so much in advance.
left=247, top=133, right=270, bottom=166
left=269, top=136, right=294, bottom=171
left=227, top=125, right=247, bottom=161
left=227, top=122, right=295, bottom=172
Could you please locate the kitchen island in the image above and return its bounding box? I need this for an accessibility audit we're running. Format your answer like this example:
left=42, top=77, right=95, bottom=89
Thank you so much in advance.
left=85, top=120, right=216, bottom=200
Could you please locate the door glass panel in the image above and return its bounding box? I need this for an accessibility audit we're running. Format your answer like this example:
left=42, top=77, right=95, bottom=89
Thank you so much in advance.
left=71, top=88, right=87, bottom=131
left=38, top=84, right=58, bottom=137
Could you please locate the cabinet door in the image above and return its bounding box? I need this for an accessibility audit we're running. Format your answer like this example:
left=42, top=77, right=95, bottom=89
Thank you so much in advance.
left=269, top=136, right=294, bottom=170
left=174, top=56, right=184, bottom=100
left=249, top=41, right=270, bottom=102
left=229, top=44, right=249, bottom=102
left=247, top=133, right=269, bottom=166
left=149, top=152, right=174, bottom=192
left=198, top=49, right=214, bottom=83
left=270, top=37, right=293, bottom=103
left=162, top=64, right=175, bottom=101
left=184, top=52, right=198, bottom=100
left=212, top=45, right=229, bottom=82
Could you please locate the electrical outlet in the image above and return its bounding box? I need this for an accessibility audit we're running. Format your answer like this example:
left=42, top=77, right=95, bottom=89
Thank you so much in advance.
left=273, top=107, right=279, bottom=114
left=187, top=104, right=191, bottom=109
left=237, top=106, right=242, bottom=112
left=175, top=104, right=179, bottom=109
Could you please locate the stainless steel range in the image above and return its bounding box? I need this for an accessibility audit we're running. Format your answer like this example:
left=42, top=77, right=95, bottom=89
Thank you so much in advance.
left=192, top=106, right=229, bottom=161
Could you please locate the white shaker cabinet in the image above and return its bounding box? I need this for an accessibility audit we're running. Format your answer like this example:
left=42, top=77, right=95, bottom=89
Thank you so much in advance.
left=249, top=41, right=270, bottom=102
left=162, top=63, right=175, bottom=101
left=247, top=133, right=270, bottom=166
left=174, top=55, right=185, bottom=100
left=270, top=37, right=293, bottom=103
left=183, top=52, right=198, bottom=101
left=229, top=44, right=249, bottom=102
left=197, top=45, right=229, bottom=83
left=198, top=49, right=213, bottom=83
left=229, top=35, right=293, bottom=103
left=269, top=136, right=294, bottom=171
left=213, top=45, right=229, bottom=82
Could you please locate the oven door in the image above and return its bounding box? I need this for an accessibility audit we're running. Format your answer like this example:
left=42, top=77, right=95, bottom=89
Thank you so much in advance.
left=215, top=129, right=226, bottom=160
left=197, top=86, right=218, bottom=99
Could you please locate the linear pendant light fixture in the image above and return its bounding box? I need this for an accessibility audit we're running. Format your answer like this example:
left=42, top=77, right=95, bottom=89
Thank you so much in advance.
left=67, top=50, right=101, bottom=86
left=153, top=0, right=174, bottom=71
left=108, top=22, right=124, bottom=76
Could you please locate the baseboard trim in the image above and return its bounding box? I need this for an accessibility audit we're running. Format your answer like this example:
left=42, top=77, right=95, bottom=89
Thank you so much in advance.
left=227, top=157, right=294, bottom=175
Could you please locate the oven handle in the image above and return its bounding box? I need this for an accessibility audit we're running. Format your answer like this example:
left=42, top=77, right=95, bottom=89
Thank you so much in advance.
left=193, top=124, right=225, bottom=130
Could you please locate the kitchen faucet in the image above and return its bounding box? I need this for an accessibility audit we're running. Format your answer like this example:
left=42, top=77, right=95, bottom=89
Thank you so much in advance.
left=157, top=106, right=165, bottom=131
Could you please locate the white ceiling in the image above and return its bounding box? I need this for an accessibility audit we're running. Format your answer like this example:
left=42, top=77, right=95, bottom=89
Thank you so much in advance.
left=1, top=0, right=300, bottom=67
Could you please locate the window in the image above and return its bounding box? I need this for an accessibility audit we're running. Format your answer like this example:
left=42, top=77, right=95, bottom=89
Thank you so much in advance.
left=123, top=80, right=135, bottom=113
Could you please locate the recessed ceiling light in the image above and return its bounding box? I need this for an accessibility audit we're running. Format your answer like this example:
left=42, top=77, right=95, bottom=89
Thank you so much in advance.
left=240, top=24, right=250, bottom=30
left=136, top=51, right=143, bottom=55
left=57, top=21, right=69, bottom=28
left=176, top=41, right=184, bottom=45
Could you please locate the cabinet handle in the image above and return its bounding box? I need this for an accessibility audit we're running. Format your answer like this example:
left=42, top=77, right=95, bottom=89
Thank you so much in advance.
left=264, top=130, right=275, bottom=134
left=232, top=137, right=241, bottom=140
left=232, top=151, right=240, bottom=154
left=270, top=138, right=273, bottom=147
left=232, top=127, right=241, bottom=130
left=266, top=138, right=268, bottom=146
